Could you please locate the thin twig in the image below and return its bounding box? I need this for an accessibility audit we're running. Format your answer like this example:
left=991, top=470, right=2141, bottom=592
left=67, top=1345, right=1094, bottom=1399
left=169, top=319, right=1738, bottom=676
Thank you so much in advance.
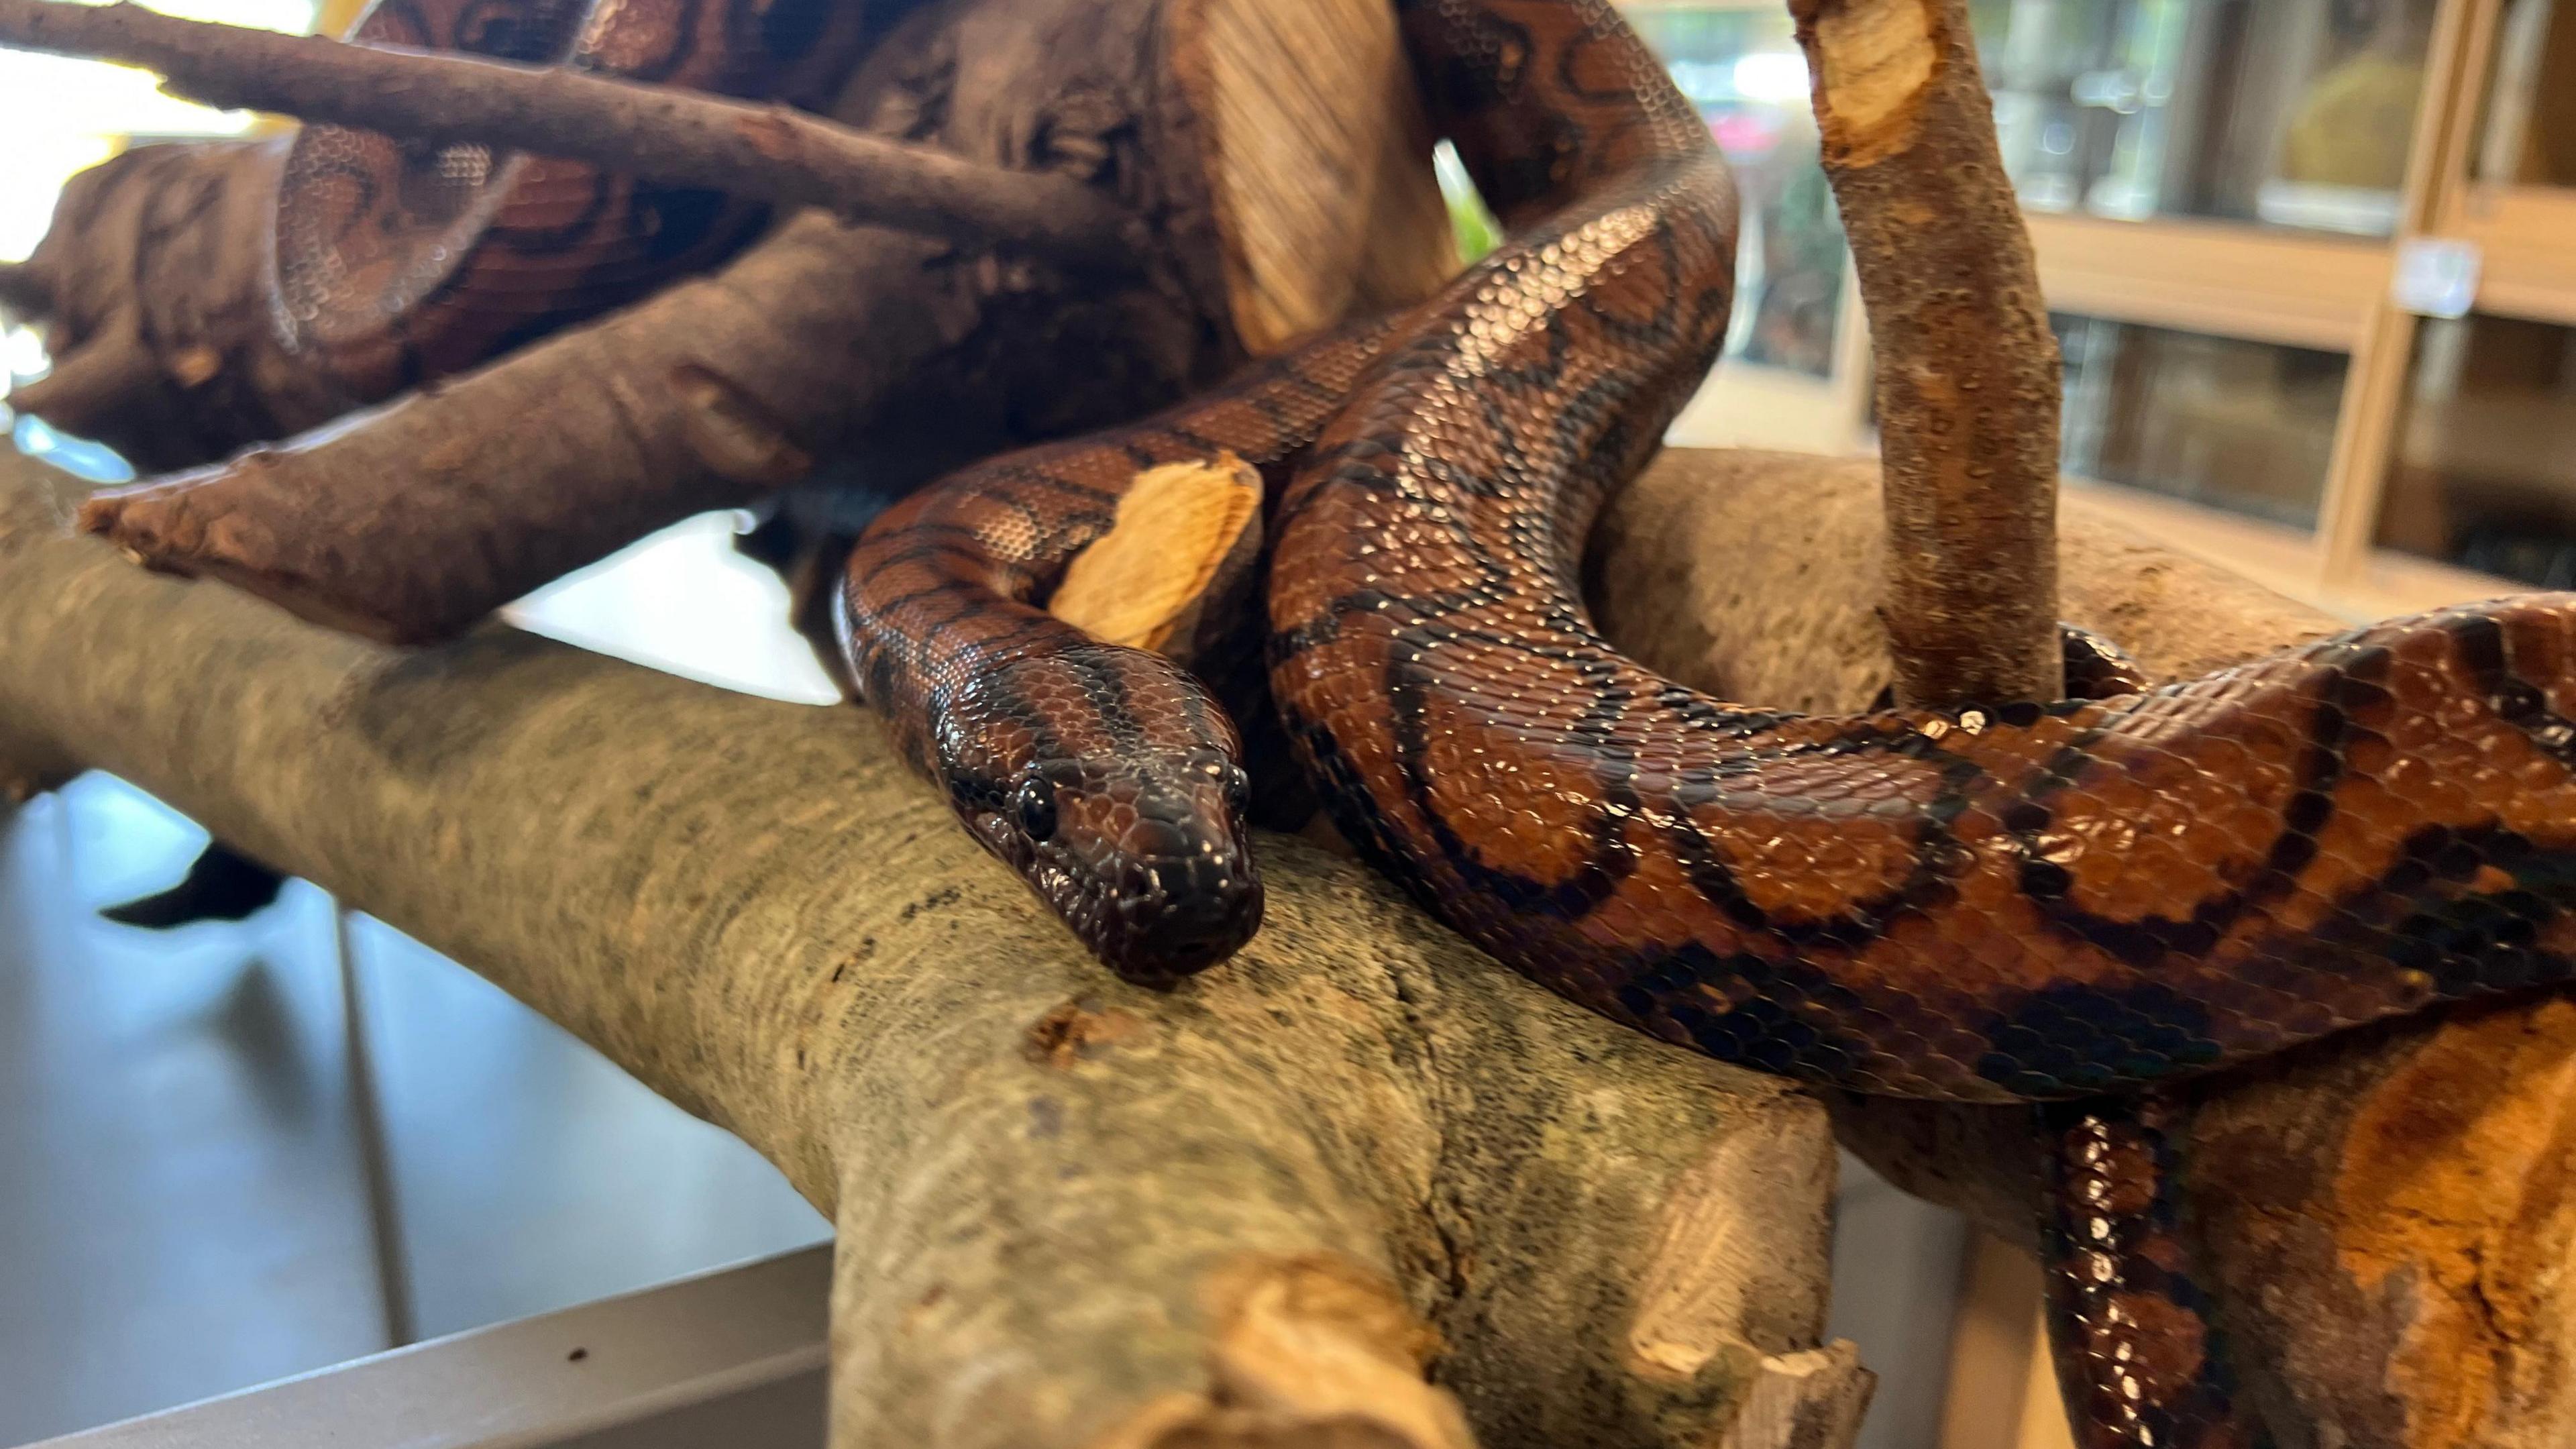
left=0, top=0, right=1150, bottom=270
left=1789, top=0, right=2063, bottom=707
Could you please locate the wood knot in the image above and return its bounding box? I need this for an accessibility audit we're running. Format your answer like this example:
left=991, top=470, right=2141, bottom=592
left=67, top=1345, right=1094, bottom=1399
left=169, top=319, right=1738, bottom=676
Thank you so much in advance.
left=1024, top=998, right=1147, bottom=1067
left=1050, top=452, right=1261, bottom=665
left=729, top=107, right=805, bottom=162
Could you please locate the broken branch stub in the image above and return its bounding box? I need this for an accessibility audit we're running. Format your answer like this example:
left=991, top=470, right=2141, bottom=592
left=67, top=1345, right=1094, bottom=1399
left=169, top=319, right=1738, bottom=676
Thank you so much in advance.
left=1787, top=0, right=2064, bottom=708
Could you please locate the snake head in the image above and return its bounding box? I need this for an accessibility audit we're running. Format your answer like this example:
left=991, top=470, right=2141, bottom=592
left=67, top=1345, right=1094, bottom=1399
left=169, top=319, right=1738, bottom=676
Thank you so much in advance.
left=947, top=648, right=1264, bottom=986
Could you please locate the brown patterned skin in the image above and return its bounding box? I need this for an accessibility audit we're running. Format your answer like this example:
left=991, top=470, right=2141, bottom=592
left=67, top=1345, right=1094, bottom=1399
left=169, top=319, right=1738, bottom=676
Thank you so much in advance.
left=271, top=0, right=862, bottom=400
left=2044, top=1096, right=2258, bottom=1448
left=837, top=329, right=1401, bottom=982
left=839, top=1, right=2576, bottom=1443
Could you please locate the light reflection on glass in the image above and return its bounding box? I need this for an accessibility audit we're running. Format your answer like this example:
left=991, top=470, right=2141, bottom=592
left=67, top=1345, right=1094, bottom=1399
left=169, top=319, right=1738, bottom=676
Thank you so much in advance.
left=2055, top=312, right=2347, bottom=528
left=1982, top=0, right=2440, bottom=237
left=1629, top=5, right=1845, bottom=378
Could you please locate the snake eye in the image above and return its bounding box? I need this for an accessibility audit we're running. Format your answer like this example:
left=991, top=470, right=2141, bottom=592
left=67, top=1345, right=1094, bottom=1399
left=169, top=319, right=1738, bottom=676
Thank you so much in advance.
left=1014, top=778, right=1059, bottom=843
left=1223, top=764, right=1252, bottom=813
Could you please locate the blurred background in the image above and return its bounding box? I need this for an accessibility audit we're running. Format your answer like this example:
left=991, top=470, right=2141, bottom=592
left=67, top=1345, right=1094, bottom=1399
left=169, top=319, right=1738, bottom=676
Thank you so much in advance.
left=4, top=0, right=2575, bottom=1446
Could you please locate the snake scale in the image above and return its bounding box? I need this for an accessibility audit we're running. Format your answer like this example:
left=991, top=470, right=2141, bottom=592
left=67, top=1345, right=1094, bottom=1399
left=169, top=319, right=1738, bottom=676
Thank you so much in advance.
left=837, top=1, right=2576, bottom=1444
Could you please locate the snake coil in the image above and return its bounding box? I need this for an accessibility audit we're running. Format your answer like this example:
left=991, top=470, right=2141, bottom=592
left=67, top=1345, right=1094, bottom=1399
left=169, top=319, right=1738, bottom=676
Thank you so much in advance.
left=833, top=3, right=2576, bottom=1445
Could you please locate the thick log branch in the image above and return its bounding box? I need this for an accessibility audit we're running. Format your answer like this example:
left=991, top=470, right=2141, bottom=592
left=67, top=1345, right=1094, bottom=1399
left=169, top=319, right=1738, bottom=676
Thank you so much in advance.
left=1595, top=450, right=2576, bottom=1449
left=0, top=445, right=1870, bottom=1447
left=1789, top=0, right=2063, bottom=706
left=0, top=0, right=1146, bottom=268
left=2, top=140, right=330, bottom=471
left=80, top=212, right=955, bottom=644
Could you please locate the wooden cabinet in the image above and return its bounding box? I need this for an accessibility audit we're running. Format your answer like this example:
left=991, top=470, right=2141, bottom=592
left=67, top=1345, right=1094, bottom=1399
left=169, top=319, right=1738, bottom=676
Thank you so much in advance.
left=1626, top=0, right=2576, bottom=621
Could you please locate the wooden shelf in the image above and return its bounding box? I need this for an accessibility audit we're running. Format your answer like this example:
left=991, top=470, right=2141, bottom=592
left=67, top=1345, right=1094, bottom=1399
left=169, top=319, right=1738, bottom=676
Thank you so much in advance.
left=2025, top=212, right=2390, bottom=354
left=2445, top=185, right=2576, bottom=327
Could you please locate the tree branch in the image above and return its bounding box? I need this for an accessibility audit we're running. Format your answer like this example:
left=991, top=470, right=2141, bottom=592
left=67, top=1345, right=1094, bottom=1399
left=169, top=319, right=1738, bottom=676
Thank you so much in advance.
left=1788, top=0, right=2063, bottom=706
left=0, top=0, right=1148, bottom=270
left=0, top=443, right=1872, bottom=1448
left=7, top=308, right=159, bottom=437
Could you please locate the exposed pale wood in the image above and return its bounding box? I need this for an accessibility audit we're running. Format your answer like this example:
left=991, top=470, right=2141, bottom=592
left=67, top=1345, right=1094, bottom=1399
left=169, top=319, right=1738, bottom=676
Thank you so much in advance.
left=1170, top=0, right=1458, bottom=352
left=1714, top=1342, right=1874, bottom=1449
left=1052, top=453, right=1263, bottom=661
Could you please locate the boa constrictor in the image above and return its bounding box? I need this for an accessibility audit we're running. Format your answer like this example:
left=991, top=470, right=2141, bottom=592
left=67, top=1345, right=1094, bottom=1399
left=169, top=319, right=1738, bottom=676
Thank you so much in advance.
left=837, top=1, right=2576, bottom=1444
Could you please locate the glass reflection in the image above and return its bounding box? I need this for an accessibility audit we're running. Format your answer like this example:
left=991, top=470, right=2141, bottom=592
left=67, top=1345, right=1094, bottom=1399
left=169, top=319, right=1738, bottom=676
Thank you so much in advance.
left=1981, top=0, right=2439, bottom=236
left=2479, top=0, right=2576, bottom=186
left=2381, top=314, right=2576, bottom=586
left=2056, top=313, right=2348, bottom=527
left=1627, top=5, right=1847, bottom=378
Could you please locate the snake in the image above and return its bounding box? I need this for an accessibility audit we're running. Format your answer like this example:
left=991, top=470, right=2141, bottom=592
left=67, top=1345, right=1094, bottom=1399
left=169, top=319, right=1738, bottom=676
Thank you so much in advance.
left=268, top=0, right=863, bottom=401
left=835, top=1, right=2576, bottom=1444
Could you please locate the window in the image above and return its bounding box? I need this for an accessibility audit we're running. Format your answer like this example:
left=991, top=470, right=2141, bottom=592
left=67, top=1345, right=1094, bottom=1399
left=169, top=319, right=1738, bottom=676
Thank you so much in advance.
left=1626, top=4, right=1847, bottom=378
left=2379, top=314, right=2576, bottom=586
left=1983, top=0, right=2442, bottom=237
left=2057, top=313, right=2349, bottom=527
left=2478, top=0, right=2576, bottom=187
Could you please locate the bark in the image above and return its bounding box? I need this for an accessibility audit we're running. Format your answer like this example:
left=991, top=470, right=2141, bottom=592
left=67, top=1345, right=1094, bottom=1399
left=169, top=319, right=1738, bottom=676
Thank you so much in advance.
left=0, top=445, right=1865, bottom=1449
left=3, top=139, right=343, bottom=470
left=0, top=0, right=1147, bottom=269
left=1788, top=0, right=2063, bottom=707
left=55, top=0, right=1459, bottom=651
left=1595, top=449, right=2576, bottom=1449
left=70, top=0, right=1265, bottom=645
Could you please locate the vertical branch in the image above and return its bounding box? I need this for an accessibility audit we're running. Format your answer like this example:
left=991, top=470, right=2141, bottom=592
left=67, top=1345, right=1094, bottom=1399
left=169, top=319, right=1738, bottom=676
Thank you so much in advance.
left=1789, top=0, right=2063, bottom=707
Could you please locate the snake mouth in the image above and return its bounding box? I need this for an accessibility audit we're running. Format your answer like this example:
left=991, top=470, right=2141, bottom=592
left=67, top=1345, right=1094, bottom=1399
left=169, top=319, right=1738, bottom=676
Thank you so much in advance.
left=1094, top=873, right=1265, bottom=986
left=970, top=794, right=1265, bottom=985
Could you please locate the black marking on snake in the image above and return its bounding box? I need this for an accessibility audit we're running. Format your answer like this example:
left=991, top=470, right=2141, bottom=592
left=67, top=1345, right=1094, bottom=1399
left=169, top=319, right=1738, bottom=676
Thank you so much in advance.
left=2002, top=648, right=2392, bottom=969
left=2443, top=609, right=2576, bottom=768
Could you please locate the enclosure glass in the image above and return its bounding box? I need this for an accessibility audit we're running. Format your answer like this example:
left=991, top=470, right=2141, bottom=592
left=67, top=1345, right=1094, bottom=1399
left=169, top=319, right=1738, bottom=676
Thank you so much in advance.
left=1980, top=0, right=2440, bottom=236
left=2478, top=0, right=2576, bottom=186
left=2055, top=313, right=2349, bottom=527
left=2379, top=315, right=2576, bottom=586
left=1624, top=5, right=1847, bottom=378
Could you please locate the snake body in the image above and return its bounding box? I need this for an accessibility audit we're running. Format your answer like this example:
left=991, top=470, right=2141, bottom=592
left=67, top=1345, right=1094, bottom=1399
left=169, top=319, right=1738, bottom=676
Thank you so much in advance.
left=270, top=0, right=861, bottom=399
left=837, top=1, right=2576, bottom=1444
